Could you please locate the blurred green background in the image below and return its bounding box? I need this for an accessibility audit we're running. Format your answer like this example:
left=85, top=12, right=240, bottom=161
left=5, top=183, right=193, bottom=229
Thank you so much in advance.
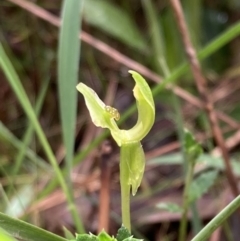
left=1, top=0, right=240, bottom=240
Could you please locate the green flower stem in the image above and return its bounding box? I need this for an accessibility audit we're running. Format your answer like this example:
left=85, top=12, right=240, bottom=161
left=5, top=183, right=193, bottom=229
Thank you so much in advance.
left=191, top=195, right=240, bottom=241
left=120, top=144, right=132, bottom=232
left=120, top=189, right=131, bottom=232
left=178, top=159, right=195, bottom=241
left=119, top=142, right=146, bottom=232
left=76, top=71, right=154, bottom=231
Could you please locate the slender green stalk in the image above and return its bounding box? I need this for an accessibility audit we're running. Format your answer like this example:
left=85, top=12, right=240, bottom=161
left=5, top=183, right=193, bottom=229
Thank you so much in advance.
left=120, top=180, right=131, bottom=231
left=190, top=202, right=202, bottom=234
left=0, top=122, right=48, bottom=170
left=178, top=160, right=195, bottom=241
left=176, top=108, right=202, bottom=234
left=119, top=141, right=146, bottom=232
left=0, top=183, right=10, bottom=208
left=223, top=221, right=234, bottom=241
left=120, top=146, right=131, bottom=231
left=172, top=90, right=203, bottom=235
left=12, top=78, right=50, bottom=177
left=191, top=195, right=240, bottom=241
left=141, top=0, right=166, bottom=75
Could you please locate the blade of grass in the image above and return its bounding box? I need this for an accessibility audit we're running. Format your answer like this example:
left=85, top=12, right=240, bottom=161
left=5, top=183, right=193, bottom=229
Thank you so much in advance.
left=83, top=0, right=147, bottom=52
left=191, top=195, right=240, bottom=241
left=12, top=78, right=50, bottom=176
left=58, top=0, right=85, bottom=233
left=0, top=122, right=49, bottom=171
left=182, top=0, right=202, bottom=49
left=0, top=212, right=67, bottom=241
left=0, top=43, right=84, bottom=233
left=58, top=0, right=83, bottom=176
left=141, top=0, right=167, bottom=75
left=0, top=183, right=10, bottom=209
left=161, top=9, right=185, bottom=70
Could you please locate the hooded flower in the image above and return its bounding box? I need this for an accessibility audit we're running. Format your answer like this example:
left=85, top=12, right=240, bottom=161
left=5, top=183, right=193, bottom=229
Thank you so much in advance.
left=76, top=71, right=155, bottom=195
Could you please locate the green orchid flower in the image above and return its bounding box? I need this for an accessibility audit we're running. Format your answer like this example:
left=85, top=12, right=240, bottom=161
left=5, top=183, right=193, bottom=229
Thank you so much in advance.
left=76, top=70, right=155, bottom=231
left=76, top=70, right=154, bottom=146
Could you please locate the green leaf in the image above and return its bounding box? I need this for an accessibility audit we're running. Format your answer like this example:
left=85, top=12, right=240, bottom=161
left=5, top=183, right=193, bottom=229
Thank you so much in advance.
left=189, top=170, right=218, bottom=203
left=184, top=129, right=202, bottom=163
left=62, top=226, right=75, bottom=240
left=141, top=0, right=168, bottom=76
left=182, top=0, right=202, bottom=49
left=76, top=231, right=116, bottom=241
left=58, top=0, right=83, bottom=169
left=75, top=230, right=142, bottom=241
left=0, top=212, right=67, bottom=241
left=98, top=230, right=116, bottom=241
left=120, top=142, right=145, bottom=196
left=148, top=153, right=183, bottom=166
left=83, top=0, right=147, bottom=52
left=197, top=154, right=240, bottom=177
left=58, top=0, right=85, bottom=232
left=76, top=233, right=98, bottom=241
left=116, top=225, right=131, bottom=241
left=123, top=238, right=143, bottom=241
left=156, top=202, right=183, bottom=213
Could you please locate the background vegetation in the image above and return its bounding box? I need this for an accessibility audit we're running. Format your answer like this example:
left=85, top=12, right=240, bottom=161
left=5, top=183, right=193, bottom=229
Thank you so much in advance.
left=1, top=0, right=240, bottom=240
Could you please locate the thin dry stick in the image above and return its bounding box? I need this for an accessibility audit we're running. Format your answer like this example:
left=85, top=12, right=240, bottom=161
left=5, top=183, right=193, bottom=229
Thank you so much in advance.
left=98, top=142, right=112, bottom=233
left=98, top=77, right=118, bottom=232
left=7, top=0, right=240, bottom=130
left=169, top=0, right=239, bottom=198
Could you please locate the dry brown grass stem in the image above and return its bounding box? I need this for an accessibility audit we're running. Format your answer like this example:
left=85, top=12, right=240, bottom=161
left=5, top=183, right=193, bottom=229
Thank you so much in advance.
left=169, top=0, right=239, bottom=197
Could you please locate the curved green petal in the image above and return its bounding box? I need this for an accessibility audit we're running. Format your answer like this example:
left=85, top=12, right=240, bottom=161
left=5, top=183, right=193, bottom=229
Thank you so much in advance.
left=120, top=71, right=155, bottom=143
left=76, top=83, right=122, bottom=145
